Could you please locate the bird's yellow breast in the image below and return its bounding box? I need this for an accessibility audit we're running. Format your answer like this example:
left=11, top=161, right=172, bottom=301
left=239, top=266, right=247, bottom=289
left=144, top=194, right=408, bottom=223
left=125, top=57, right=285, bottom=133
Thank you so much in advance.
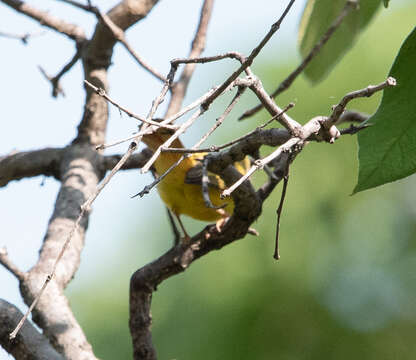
left=153, top=153, right=234, bottom=221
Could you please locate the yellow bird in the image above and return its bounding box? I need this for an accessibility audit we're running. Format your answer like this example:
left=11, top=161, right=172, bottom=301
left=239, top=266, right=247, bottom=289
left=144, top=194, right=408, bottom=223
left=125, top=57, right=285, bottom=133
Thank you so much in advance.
left=142, top=127, right=250, bottom=240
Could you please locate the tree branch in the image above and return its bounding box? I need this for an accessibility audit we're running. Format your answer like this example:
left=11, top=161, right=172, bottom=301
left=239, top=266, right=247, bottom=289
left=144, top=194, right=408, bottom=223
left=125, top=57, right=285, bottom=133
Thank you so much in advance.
left=0, top=0, right=86, bottom=43
left=0, top=299, right=65, bottom=360
left=130, top=165, right=261, bottom=360
left=0, top=148, right=63, bottom=187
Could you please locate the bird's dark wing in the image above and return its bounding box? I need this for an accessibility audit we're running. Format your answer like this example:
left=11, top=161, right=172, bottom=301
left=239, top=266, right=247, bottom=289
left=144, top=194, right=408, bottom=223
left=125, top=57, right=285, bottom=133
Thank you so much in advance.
left=184, top=163, right=223, bottom=189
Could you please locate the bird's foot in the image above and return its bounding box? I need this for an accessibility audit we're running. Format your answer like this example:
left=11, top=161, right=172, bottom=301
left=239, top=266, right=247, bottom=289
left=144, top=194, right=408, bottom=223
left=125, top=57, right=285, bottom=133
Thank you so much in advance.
left=215, top=216, right=230, bottom=233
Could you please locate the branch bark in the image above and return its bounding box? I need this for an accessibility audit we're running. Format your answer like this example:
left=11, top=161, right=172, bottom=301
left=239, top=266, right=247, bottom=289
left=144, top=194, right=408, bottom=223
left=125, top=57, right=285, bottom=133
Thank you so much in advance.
left=0, top=299, right=65, bottom=360
left=0, top=148, right=63, bottom=187
left=0, top=0, right=86, bottom=43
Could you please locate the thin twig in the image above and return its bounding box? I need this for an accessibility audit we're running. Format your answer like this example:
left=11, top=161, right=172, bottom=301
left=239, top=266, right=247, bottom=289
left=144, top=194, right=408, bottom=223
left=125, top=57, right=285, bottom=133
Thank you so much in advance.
left=166, top=208, right=181, bottom=246
left=97, top=10, right=167, bottom=82
left=51, top=50, right=81, bottom=97
left=171, top=51, right=246, bottom=66
left=38, top=66, right=65, bottom=97
left=0, top=29, right=46, bottom=44
left=39, top=50, right=81, bottom=97
left=96, top=86, right=220, bottom=150
left=274, top=158, right=290, bottom=260
left=84, top=80, right=178, bottom=129
left=56, top=0, right=93, bottom=12
left=239, top=0, right=359, bottom=120
left=327, top=77, right=396, bottom=125
left=133, top=154, right=189, bottom=198
left=194, top=86, right=247, bottom=148
left=340, top=123, right=372, bottom=136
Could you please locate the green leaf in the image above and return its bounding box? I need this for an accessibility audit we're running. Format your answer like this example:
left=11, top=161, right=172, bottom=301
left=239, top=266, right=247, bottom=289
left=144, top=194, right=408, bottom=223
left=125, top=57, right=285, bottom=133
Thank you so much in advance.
left=383, top=0, right=390, bottom=8
left=298, top=0, right=381, bottom=83
left=354, top=27, right=416, bottom=193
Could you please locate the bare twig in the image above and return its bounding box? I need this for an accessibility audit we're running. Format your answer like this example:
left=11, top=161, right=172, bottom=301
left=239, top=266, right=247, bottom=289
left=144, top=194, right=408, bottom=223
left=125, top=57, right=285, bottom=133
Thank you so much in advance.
left=59, top=1, right=167, bottom=82
left=84, top=80, right=178, bottom=129
left=327, top=77, right=396, bottom=125
left=38, top=66, right=66, bottom=97
left=44, top=50, right=82, bottom=97
left=56, top=0, right=94, bottom=12
left=248, top=77, right=301, bottom=132
left=340, top=123, right=372, bottom=135
left=0, top=29, right=45, bottom=44
left=97, top=10, right=167, bottom=82
left=274, top=158, right=290, bottom=260
left=194, top=86, right=247, bottom=148
left=103, top=149, right=153, bottom=170
left=239, top=0, right=359, bottom=120
left=166, top=208, right=181, bottom=246
left=133, top=154, right=189, bottom=198
left=171, top=51, right=246, bottom=66
left=95, top=83, right=219, bottom=151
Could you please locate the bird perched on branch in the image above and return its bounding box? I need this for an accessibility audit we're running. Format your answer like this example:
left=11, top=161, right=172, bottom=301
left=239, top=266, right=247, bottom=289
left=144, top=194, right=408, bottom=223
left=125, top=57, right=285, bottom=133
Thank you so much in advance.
left=142, top=126, right=250, bottom=241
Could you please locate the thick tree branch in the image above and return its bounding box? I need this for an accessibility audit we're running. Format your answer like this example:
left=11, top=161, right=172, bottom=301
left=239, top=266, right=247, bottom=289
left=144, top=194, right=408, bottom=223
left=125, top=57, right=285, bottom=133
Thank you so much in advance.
left=130, top=165, right=261, bottom=360
left=0, top=0, right=86, bottom=43
left=0, top=148, right=63, bottom=187
left=0, top=299, right=65, bottom=360
left=0, top=147, right=153, bottom=188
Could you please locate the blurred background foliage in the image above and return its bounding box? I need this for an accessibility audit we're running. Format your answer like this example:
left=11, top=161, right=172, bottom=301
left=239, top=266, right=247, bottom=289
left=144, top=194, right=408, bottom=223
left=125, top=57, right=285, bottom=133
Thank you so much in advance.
left=68, top=3, right=416, bottom=359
